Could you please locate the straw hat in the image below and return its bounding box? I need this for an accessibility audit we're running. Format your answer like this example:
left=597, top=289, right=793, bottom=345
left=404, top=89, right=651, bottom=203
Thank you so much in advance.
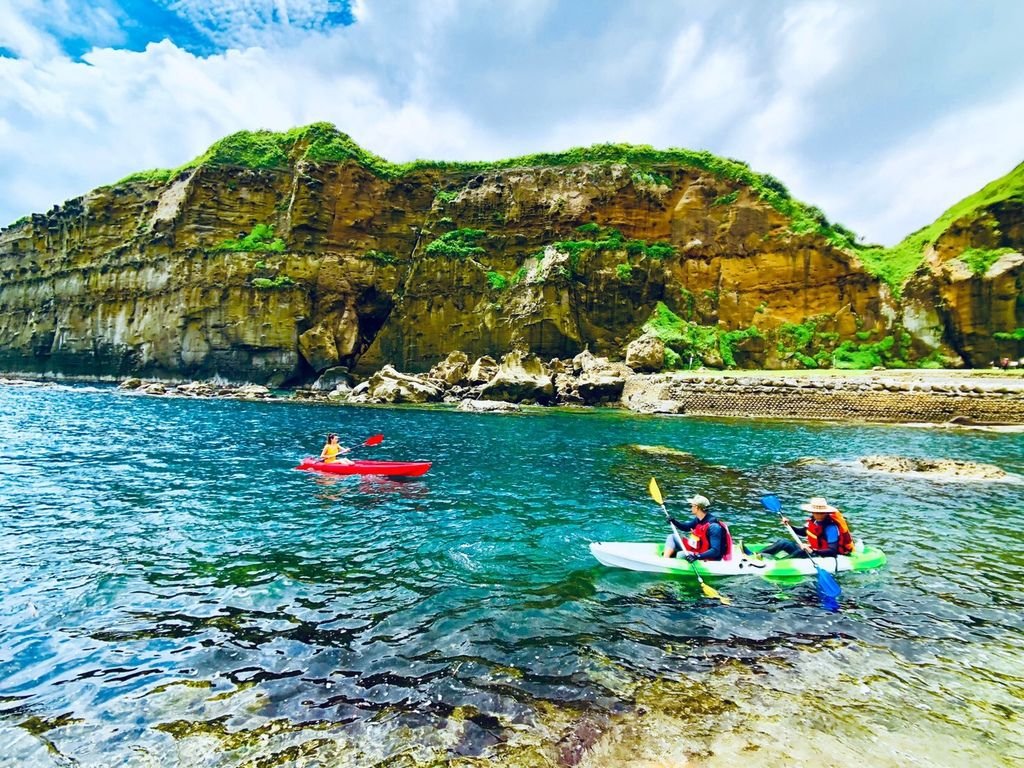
left=800, top=497, right=838, bottom=513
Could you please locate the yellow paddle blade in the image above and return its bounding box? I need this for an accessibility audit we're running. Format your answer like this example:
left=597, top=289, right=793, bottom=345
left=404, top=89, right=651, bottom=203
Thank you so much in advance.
left=648, top=477, right=663, bottom=505
left=701, top=582, right=731, bottom=605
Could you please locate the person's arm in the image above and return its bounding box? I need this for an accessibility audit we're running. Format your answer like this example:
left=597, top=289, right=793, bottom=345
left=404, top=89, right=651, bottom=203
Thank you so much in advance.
left=696, top=523, right=724, bottom=560
left=672, top=517, right=697, bottom=532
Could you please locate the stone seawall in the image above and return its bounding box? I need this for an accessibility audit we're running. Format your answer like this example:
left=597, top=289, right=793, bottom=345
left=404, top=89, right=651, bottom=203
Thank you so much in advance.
left=622, top=371, right=1024, bottom=424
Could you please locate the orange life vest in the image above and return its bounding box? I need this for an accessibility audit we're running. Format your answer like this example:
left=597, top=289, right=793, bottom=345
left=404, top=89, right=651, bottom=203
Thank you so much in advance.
left=682, top=518, right=734, bottom=560
left=806, top=510, right=854, bottom=555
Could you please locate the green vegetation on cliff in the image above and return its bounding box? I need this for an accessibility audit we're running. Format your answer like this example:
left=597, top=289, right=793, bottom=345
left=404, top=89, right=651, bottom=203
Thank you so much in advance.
left=958, top=247, right=1016, bottom=275
left=554, top=224, right=675, bottom=261
left=642, top=301, right=761, bottom=369
left=857, top=161, right=1024, bottom=293
left=213, top=224, right=285, bottom=253
left=424, top=228, right=487, bottom=258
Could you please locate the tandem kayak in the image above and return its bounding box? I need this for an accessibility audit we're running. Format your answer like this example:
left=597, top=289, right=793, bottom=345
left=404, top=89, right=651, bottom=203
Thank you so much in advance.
left=295, top=458, right=432, bottom=477
left=589, top=541, right=886, bottom=578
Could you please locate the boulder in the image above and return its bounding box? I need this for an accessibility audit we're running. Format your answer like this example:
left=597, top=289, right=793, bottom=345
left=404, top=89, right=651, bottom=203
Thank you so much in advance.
left=311, top=366, right=353, bottom=392
left=572, top=350, right=633, bottom=404
left=467, top=355, right=499, bottom=384
left=625, top=334, right=665, bottom=373
left=428, top=351, right=470, bottom=386
left=366, top=365, right=444, bottom=404
left=479, top=350, right=554, bottom=403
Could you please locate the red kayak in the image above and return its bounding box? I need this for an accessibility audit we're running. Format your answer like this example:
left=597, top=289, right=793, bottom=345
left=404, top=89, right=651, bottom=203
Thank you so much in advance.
left=295, top=458, right=432, bottom=477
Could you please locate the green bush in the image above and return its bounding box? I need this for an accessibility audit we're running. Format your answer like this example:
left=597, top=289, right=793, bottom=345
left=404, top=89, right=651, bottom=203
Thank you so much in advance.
left=616, top=263, right=633, bottom=280
left=434, top=190, right=460, bottom=204
left=214, top=224, right=286, bottom=253
left=487, top=271, right=508, bottom=290
left=994, top=328, right=1024, bottom=341
left=958, top=247, right=1015, bottom=275
left=641, top=301, right=759, bottom=368
left=424, top=228, right=487, bottom=258
left=552, top=224, right=675, bottom=261
left=631, top=170, right=672, bottom=187
left=831, top=332, right=913, bottom=369
left=252, top=275, right=295, bottom=289
left=712, top=191, right=739, bottom=207
left=365, top=249, right=396, bottom=264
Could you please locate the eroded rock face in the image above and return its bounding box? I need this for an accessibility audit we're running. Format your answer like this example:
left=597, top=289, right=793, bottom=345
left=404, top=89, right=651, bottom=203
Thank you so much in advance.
left=1, top=151, right=1016, bottom=382
left=901, top=198, right=1024, bottom=366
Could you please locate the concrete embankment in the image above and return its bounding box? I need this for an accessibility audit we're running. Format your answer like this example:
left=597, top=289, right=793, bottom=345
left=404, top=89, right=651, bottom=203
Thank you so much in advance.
left=622, top=369, right=1024, bottom=425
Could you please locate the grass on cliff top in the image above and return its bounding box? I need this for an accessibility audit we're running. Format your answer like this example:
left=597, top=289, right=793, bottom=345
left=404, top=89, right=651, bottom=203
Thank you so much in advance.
left=855, top=160, right=1024, bottom=294
left=109, top=123, right=857, bottom=250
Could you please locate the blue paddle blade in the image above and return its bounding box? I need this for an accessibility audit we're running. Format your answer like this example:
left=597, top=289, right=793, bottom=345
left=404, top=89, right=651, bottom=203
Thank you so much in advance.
left=761, top=495, right=783, bottom=514
left=820, top=590, right=841, bottom=612
left=817, top=568, right=842, bottom=612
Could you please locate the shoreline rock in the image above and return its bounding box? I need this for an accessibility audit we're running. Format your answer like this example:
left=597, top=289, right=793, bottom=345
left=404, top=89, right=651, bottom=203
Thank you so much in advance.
left=4, top=361, right=1024, bottom=426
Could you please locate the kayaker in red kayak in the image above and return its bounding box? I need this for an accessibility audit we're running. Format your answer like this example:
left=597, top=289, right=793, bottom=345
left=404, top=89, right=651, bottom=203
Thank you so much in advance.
left=319, top=434, right=354, bottom=465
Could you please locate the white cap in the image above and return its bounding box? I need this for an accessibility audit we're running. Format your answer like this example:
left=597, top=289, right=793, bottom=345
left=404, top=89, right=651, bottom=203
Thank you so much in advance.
left=686, top=494, right=711, bottom=508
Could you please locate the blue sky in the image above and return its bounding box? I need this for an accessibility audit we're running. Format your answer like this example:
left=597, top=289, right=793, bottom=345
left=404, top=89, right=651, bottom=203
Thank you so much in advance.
left=2, top=0, right=1023, bottom=245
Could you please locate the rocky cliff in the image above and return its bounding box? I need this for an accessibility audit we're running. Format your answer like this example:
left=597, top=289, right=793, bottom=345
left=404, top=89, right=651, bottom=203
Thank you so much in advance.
left=0, top=124, right=1021, bottom=384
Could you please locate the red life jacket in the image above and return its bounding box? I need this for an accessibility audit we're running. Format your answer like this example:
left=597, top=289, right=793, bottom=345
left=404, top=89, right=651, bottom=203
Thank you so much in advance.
left=682, top=518, right=734, bottom=560
left=806, top=511, right=854, bottom=555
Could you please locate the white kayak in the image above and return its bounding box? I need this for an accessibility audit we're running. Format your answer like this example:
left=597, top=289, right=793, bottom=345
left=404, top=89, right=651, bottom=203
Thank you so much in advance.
left=589, top=541, right=886, bottom=578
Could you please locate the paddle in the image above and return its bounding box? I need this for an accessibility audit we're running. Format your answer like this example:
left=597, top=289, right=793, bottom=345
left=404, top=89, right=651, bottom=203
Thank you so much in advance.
left=760, top=495, right=841, bottom=612
left=314, top=433, right=384, bottom=463
left=353, top=433, right=384, bottom=450
left=648, top=478, right=730, bottom=605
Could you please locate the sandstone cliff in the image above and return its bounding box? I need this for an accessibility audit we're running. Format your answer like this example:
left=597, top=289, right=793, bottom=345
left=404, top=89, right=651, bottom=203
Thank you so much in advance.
left=0, top=124, right=1020, bottom=384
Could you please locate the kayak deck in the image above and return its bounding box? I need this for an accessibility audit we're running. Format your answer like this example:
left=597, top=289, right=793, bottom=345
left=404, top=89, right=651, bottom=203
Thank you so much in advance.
left=589, top=541, right=886, bottom=578
left=295, top=458, right=432, bottom=477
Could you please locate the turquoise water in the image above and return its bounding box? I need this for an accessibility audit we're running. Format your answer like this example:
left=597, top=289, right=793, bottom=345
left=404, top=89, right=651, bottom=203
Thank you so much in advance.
left=1, top=384, right=1022, bottom=767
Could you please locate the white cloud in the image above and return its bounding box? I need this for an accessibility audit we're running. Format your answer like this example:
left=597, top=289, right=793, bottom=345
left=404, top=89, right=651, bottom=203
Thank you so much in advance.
left=0, top=0, right=1022, bottom=246
left=821, top=83, right=1024, bottom=245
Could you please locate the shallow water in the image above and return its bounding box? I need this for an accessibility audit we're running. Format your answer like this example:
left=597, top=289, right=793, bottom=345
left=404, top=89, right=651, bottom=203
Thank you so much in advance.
left=0, top=384, right=1022, bottom=767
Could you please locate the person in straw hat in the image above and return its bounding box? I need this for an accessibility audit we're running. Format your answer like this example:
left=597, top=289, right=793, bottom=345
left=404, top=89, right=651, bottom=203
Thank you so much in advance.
left=748, top=496, right=854, bottom=559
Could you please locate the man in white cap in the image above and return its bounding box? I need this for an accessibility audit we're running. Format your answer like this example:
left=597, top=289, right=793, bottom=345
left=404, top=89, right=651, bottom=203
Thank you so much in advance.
left=750, top=496, right=853, bottom=558
left=663, top=493, right=733, bottom=561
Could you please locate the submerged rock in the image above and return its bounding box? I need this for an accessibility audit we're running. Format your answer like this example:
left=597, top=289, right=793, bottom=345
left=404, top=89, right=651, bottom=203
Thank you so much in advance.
left=458, top=399, right=521, bottom=413
left=857, top=454, right=1010, bottom=481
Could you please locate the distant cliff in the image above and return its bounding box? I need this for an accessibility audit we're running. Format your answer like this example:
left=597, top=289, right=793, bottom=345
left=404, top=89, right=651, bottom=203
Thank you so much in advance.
left=0, top=124, right=1021, bottom=385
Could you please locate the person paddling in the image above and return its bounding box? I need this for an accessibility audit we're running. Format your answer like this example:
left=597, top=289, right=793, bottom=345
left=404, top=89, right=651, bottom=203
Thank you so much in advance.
left=663, top=494, right=733, bottom=562
left=749, top=496, right=853, bottom=558
left=319, top=433, right=354, bottom=465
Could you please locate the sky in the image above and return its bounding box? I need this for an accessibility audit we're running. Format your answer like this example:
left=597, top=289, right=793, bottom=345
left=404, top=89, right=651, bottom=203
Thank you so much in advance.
left=1, top=1, right=1023, bottom=245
